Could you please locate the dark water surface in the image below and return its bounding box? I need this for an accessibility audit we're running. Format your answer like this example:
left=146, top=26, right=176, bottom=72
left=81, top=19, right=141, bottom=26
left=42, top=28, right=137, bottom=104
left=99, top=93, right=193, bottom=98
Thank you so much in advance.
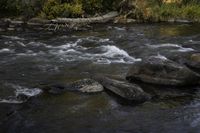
left=0, top=23, right=200, bottom=133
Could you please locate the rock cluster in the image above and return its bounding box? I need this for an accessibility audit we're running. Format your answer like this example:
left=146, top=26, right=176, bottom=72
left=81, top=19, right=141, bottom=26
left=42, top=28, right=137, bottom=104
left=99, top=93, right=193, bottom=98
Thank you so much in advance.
left=35, top=54, right=200, bottom=104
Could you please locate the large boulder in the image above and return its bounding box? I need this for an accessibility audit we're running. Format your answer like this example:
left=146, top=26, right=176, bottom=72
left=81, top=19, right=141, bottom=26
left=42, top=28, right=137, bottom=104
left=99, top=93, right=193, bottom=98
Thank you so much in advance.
left=44, top=78, right=104, bottom=94
left=126, top=56, right=200, bottom=86
left=94, top=75, right=150, bottom=103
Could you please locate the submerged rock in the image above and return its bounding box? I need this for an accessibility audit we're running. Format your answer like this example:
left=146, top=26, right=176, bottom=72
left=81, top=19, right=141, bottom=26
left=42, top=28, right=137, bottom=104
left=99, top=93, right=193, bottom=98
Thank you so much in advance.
left=185, top=53, right=200, bottom=74
left=126, top=56, right=200, bottom=86
left=44, top=79, right=104, bottom=94
left=94, top=75, right=150, bottom=103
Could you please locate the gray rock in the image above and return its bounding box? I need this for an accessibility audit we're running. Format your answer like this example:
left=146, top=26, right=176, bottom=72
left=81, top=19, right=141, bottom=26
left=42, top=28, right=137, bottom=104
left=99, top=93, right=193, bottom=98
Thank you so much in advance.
left=94, top=75, right=150, bottom=103
left=66, top=78, right=104, bottom=93
left=44, top=78, right=104, bottom=94
left=126, top=56, right=200, bottom=86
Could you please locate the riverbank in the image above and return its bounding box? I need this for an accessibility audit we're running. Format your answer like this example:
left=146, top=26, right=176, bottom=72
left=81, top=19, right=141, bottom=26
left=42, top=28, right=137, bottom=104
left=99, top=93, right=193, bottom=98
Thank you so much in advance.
left=0, top=14, right=197, bottom=32
left=1, top=0, right=200, bottom=31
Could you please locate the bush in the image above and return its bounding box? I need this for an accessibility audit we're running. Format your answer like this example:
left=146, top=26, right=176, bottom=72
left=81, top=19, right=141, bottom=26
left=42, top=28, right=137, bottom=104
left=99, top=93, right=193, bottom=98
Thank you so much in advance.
left=40, top=0, right=120, bottom=19
left=0, top=0, right=45, bottom=18
left=41, top=0, right=83, bottom=19
left=79, top=0, right=103, bottom=14
left=181, top=4, right=200, bottom=20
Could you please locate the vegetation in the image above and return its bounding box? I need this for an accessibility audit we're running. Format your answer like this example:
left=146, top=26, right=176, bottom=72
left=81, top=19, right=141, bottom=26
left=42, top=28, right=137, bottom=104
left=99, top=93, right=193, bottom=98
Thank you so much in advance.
left=147, top=0, right=200, bottom=21
left=0, top=0, right=120, bottom=19
left=1, top=0, right=200, bottom=22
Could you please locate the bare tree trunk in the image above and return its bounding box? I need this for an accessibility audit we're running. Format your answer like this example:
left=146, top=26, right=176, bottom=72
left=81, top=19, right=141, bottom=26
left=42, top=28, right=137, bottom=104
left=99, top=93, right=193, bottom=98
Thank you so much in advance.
left=50, top=11, right=119, bottom=24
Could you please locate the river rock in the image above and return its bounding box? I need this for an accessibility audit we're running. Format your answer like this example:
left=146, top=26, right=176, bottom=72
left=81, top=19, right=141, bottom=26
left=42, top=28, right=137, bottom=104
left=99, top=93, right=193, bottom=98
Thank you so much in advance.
left=94, top=75, right=150, bottom=102
left=191, top=53, right=200, bottom=62
left=66, top=79, right=104, bottom=93
left=45, top=78, right=104, bottom=94
left=126, top=56, right=200, bottom=86
left=185, top=53, right=200, bottom=73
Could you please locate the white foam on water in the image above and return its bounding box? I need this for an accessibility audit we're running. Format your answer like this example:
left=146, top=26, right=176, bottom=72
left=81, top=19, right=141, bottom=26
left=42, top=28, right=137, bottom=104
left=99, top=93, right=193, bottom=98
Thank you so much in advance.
left=1, top=35, right=25, bottom=40
left=114, top=27, right=126, bottom=31
left=146, top=43, right=180, bottom=48
left=0, top=84, right=43, bottom=104
left=56, top=41, right=79, bottom=49
left=146, top=43, right=194, bottom=52
left=46, top=37, right=140, bottom=64
left=9, top=84, right=42, bottom=97
left=16, top=51, right=45, bottom=56
left=15, top=88, right=42, bottom=97
left=180, top=99, right=200, bottom=128
left=191, top=116, right=200, bottom=128
left=151, top=53, right=168, bottom=60
left=16, top=41, right=26, bottom=47
left=100, top=45, right=130, bottom=57
left=4, top=41, right=13, bottom=45
left=99, top=38, right=111, bottom=43
left=83, top=37, right=113, bottom=43
left=0, top=48, right=14, bottom=53
left=0, top=98, right=23, bottom=104
left=98, top=45, right=141, bottom=62
left=188, top=39, right=200, bottom=44
left=95, top=58, right=112, bottom=64
left=47, top=39, right=82, bottom=50
left=7, top=37, right=140, bottom=64
left=27, top=41, right=54, bottom=49
left=177, top=47, right=194, bottom=52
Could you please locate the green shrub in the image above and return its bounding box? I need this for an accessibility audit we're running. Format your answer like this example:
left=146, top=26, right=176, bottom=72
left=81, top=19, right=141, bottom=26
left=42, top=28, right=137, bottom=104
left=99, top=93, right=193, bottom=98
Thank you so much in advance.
left=158, top=4, right=180, bottom=20
left=41, top=0, right=83, bottom=19
left=0, top=0, right=46, bottom=18
left=60, top=3, right=83, bottom=17
left=181, top=4, right=200, bottom=19
left=78, top=0, right=103, bottom=14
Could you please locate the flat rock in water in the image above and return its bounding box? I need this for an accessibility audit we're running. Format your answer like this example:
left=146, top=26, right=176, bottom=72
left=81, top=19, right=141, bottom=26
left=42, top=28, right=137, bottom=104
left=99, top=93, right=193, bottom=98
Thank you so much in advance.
left=44, top=79, right=104, bottom=94
left=94, top=75, right=150, bottom=103
left=126, top=56, right=200, bottom=86
left=66, top=79, right=104, bottom=93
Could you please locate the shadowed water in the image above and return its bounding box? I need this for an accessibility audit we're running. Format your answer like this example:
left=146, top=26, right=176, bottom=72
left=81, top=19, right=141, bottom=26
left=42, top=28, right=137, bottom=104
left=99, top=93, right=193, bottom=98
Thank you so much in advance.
left=0, top=23, right=200, bottom=133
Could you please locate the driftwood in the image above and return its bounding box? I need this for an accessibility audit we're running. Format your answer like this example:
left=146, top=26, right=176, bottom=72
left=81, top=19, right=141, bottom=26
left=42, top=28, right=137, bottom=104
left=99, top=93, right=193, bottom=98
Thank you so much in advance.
left=0, top=11, right=119, bottom=31
left=51, top=11, right=119, bottom=24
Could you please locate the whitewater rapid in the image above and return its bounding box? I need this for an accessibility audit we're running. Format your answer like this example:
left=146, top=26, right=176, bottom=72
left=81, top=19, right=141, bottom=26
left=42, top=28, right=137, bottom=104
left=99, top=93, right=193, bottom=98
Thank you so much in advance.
left=1, top=35, right=141, bottom=64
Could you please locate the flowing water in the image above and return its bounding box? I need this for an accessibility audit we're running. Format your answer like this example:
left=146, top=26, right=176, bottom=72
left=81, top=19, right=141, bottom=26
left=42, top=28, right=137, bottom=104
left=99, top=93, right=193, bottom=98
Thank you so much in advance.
left=0, top=23, right=200, bottom=133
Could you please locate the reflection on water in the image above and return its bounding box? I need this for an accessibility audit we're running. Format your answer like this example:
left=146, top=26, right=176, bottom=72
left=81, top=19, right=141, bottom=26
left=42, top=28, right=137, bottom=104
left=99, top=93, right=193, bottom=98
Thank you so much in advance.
left=0, top=23, right=200, bottom=133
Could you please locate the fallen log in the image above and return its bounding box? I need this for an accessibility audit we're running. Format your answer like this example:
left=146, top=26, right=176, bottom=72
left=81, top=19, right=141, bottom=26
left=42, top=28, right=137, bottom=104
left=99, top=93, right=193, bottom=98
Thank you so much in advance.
left=0, top=11, right=119, bottom=31
left=51, top=11, right=119, bottom=24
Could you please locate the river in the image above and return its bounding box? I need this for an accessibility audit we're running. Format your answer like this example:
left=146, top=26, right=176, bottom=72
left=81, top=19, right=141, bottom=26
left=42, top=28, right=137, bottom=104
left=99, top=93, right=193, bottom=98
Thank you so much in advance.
left=0, top=23, right=200, bottom=133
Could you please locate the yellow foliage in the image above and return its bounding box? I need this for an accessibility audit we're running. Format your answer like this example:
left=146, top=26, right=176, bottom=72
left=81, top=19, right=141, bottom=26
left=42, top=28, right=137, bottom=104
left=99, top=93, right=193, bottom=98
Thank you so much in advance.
left=162, top=0, right=182, bottom=4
